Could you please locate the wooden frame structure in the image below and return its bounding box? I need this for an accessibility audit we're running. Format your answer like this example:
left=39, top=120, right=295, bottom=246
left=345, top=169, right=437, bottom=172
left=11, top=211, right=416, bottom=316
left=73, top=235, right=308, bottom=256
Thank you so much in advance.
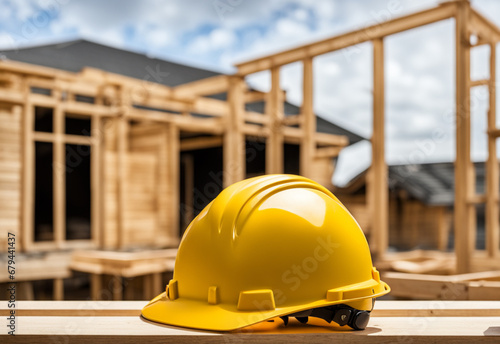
left=0, top=0, right=498, bottom=277
left=234, top=0, right=500, bottom=272
left=0, top=53, right=347, bottom=253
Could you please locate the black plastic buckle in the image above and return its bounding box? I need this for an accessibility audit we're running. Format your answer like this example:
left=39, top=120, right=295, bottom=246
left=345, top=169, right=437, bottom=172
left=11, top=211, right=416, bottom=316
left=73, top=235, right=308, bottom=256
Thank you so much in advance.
left=279, top=304, right=371, bottom=330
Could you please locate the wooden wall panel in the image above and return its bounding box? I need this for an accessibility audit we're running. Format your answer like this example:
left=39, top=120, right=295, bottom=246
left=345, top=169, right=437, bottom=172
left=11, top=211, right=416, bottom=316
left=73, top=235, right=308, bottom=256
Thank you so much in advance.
left=0, top=104, right=22, bottom=252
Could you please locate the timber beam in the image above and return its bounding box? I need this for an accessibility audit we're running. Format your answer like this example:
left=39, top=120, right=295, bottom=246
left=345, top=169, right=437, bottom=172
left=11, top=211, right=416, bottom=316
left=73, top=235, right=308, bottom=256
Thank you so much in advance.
left=235, top=2, right=457, bottom=75
left=172, top=75, right=230, bottom=98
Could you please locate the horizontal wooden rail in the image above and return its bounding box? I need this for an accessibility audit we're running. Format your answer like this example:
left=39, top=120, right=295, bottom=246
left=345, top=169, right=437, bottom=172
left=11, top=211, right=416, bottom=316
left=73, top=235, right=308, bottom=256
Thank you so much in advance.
left=470, top=79, right=489, bottom=87
left=1, top=301, right=499, bottom=343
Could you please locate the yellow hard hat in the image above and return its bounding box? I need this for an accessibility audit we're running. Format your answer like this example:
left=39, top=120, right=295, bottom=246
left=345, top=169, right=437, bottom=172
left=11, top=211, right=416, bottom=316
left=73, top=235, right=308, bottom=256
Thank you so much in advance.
left=142, top=174, right=390, bottom=331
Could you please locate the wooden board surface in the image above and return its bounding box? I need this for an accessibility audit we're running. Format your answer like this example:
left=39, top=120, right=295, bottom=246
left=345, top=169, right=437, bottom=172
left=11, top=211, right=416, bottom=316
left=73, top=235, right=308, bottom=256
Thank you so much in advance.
left=1, top=301, right=499, bottom=343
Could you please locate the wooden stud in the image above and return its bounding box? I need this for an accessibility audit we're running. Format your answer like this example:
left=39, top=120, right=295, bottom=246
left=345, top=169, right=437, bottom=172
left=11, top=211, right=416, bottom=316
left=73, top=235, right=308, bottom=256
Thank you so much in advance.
left=112, top=275, right=123, bottom=301
left=486, top=42, right=499, bottom=258
left=151, top=272, right=162, bottom=297
left=300, top=57, right=315, bottom=178
left=437, top=206, right=450, bottom=251
left=223, top=76, right=246, bottom=187
left=370, top=37, right=389, bottom=260
left=166, top=123, right=180, bottom=243
left=116, top=115, right=128, bottom=250
left=91, top=274, right=102, bottom=301
left=265, top=67, right=284, bottom=174
left=91, top=115, right=102, bottom=248
left=182, top=154, right=194, bottom=228
left=53, top=278, right=64, bottom=301
left=454, top=1, right=475, bottom=274
left=143, top=274, right=152, bottom=300
left=21, top=80, right=34, bottom=252
left=53, top=89, right=65, bottom=248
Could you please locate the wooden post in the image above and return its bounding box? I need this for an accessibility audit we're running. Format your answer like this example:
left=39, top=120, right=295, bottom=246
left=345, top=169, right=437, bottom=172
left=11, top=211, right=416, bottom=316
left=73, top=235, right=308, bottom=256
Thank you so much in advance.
left=53, top=89, right=65, bottom=248
left=91, top=115, right=102, bottom=248
left=112, top=275, right=123, bottom=301
left=167, top=123, right=179, bottom=243
left=455, top=1, right=475, bottom=273
left=91, top=274, right=102, bottom=301
left=266, top=67, right=284, bottom=175
left=152, top=273, right=162, bottom=297
left=300, top=57, right=315, bottom=178
left=437, top=206, right=450, bottom=251
left=486, top=42, right=499, bottom=258
left=370, top=38, right=389, bottom=260
left=116, top=116, right=128, bottom=250
left=223, top=76, right=246, bottom=187
left=53, top=278, right=64, bottom=301
left=182, top=154, right=194, bottom=228
left=21, top=81, right=34, bottom=251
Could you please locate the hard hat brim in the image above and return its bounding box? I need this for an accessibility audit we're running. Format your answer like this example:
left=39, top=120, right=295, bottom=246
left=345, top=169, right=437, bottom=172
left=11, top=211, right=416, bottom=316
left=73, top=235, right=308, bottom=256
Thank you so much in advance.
left=141, top=281, right=390, bottom=332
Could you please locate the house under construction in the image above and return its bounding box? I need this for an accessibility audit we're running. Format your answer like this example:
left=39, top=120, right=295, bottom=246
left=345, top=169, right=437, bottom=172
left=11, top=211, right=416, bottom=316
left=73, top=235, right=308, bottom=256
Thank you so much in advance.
left=0, top=0, right=499, bottom=300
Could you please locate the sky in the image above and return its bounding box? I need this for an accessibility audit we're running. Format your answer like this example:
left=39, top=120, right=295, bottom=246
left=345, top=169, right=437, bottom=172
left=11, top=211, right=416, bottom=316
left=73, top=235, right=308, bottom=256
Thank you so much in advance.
left=0, top=0, right=499, bottom=186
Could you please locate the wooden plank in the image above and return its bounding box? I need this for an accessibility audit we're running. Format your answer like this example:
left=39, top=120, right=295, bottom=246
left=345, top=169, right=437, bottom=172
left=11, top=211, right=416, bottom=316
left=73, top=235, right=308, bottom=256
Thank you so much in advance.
left=300, top=57, right=315, bottom=178
left=32, top=132, right=93, bottom=145
left=245, top=111, right=269, bottom=125
left=180, top=136, right=223, bottom=151
left=172, top=75, right=230, bottom=98
left=0, top=89, right=24, bottom=103
left=2, top=300, right=500, bottom=317
left=383, top=271, right=500, bottom=300
left=126, top=109, right=224, bottom=134
left=244, top=89, right=286, bottom=103
left=314, top=132, right=349, bottom=147
left=223, top=76, right=246, bottom=187
left=454, top=0, right=474, bottom=274
left=53, top=92, right=65, bottom=249
left=243, top=123, right=270, bottom=137
left=0, top=59, right=76, bottom=80
left=470, top=79, right=489, bottom=87
left=0, top=252, right=72, bottom=283
left=265, top=67, right=284, bottom=174
left=370, top=38, right=388, bottom=259
left=315, top=146, right=343, bottom=159
left=282, top=114, right=303, bottom=126
left=467, top=194, right=487, bottom=204
left=486, top=42, right=499, bottom=258
left=2, top=314, right=500, bottom=343
left=235, top=2, right=457, bottom=75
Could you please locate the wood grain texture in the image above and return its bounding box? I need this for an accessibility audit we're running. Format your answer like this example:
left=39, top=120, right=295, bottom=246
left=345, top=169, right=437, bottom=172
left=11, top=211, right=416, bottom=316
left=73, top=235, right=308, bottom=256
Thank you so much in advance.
left=1, top=302, right=499, bottom=343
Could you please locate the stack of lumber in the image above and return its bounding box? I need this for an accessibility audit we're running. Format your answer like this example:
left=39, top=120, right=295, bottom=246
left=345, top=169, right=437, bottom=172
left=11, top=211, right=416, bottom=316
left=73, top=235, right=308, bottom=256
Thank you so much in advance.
left=383, top=270, right=500, bottom=300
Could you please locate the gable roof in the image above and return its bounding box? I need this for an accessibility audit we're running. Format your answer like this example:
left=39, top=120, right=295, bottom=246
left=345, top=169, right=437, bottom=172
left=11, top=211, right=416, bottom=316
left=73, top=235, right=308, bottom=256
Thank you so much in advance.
left=338, top=161, right=489, bottom=206
left=1, top=39, right=363, bottom=144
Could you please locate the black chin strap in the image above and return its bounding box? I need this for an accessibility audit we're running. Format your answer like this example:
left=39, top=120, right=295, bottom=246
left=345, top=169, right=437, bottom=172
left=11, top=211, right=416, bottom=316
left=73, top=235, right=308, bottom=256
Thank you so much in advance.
left=279, top=304, right=371, bottom=330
